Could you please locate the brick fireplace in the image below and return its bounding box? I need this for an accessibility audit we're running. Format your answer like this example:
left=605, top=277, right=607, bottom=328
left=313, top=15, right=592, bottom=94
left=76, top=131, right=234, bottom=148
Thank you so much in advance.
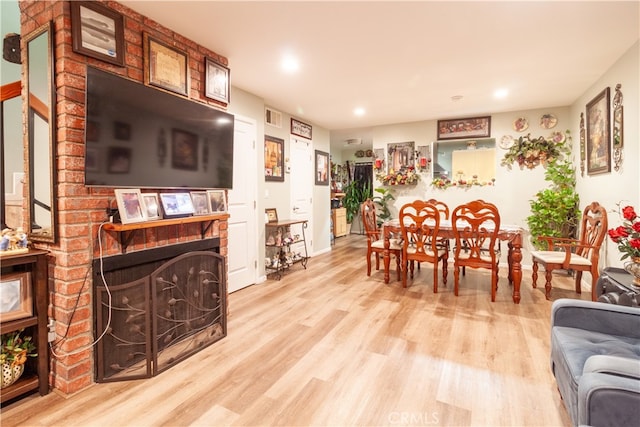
left=20, top=0, right=230, bottom=394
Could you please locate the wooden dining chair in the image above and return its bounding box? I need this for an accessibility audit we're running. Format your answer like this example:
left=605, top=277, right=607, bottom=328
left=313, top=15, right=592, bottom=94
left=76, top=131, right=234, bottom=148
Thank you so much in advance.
left=425, top=198, right=450, bottom=250
left=362, top=199, right=402, bottom=280
left=451, top=200, right=501, bottom=301
left=399, top=200, right=448, bottom=291
left=531, top=201, right=608, bottom=301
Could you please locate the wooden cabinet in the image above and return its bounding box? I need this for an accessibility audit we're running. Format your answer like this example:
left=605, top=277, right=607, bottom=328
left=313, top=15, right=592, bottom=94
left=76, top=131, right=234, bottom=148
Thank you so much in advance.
left=332, top=208, right=347, bottom=238
left=0, top=250, right=50, bottom=403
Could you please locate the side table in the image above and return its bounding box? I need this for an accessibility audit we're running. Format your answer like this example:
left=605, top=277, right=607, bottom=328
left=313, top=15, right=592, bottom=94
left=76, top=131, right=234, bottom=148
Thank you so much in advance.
left=596, top=267, right=640, bottom=307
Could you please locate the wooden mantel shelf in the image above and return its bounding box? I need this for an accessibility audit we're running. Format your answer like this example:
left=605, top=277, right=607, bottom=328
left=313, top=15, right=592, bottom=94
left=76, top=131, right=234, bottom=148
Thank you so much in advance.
left=102, top=213, right=230, bottom=253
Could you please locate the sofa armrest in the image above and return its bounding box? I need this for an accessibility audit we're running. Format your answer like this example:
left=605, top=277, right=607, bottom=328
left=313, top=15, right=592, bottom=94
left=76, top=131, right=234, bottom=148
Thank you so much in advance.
left=584, top=355, right=640, bottom=380
left=551, top=299, right=640, bottom=339
left=578, top=371, right=640, bottom=427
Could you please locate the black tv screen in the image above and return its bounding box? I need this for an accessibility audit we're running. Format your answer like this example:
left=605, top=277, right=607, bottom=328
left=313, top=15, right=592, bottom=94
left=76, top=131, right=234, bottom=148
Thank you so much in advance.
left=84, top=67, right=234, bottom=189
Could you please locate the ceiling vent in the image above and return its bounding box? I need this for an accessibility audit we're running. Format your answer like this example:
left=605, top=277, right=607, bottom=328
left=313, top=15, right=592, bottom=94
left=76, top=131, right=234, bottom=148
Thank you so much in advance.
left=265, top=107, right=282, bottom=128
left=346, top=138, right=362, bottom=145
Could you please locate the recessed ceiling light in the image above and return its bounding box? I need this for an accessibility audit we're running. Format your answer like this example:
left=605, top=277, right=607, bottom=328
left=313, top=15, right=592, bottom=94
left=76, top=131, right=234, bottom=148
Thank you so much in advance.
left=281, top=55, right=299, bottom=73
left=494, top=88, right=509, bottom=99
left=354, top=107, right=365, bottom=116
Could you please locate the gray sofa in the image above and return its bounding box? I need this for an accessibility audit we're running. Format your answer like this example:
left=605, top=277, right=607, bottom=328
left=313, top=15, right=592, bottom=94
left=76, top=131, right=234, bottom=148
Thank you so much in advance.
left=550, top=299, right=640, bottom=427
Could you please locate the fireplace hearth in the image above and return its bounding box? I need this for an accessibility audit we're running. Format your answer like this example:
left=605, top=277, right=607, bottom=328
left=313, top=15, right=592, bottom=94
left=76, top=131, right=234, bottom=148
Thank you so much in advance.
left=92, top=239, right=226, bottom=382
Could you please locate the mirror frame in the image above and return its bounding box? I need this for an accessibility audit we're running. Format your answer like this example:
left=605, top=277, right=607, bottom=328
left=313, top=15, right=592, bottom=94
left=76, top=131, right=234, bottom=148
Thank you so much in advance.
left=25, top=21, right=57, bottom=243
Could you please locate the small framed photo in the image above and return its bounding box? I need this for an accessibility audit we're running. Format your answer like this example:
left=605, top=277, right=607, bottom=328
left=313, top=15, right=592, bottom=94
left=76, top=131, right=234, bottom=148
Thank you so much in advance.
left=0, top=272, right=33, bottom=322
left=437, top=116, right=491, bottom=140
left=71, top=1, right=125, bottom=67
left=143, top=32, right=189, bottom=96
left=191, top=191, right=210, bottom=215
left=291, top=118, right=312, bottom=140
left=159, top=193, right=195, bottom=218
left=265, top=208, right=278, bottom=223
left=207, top=190, right=227, bottom=213
left=586, top=87, right=611, bottom=175
left=205, top=57, right=230, bottom=104
left=315, top=150, right=329, bottom=186
left=172, top=129, right=199, bottom=171
left=141, top=193, right=161, bottom=220
left=264, top=135, right=284, bottom=182
left=114, top=189, right=146, bottom=224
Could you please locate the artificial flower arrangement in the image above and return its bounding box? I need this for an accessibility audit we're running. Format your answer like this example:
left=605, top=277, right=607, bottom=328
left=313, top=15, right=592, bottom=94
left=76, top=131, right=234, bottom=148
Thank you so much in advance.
left=501, top=131, right=571, bottom=170
left=607, top=204, right=640, bottom=260
left=430, top=174, right=495, bottom=189
left=376, top=166, right=419, bottom=185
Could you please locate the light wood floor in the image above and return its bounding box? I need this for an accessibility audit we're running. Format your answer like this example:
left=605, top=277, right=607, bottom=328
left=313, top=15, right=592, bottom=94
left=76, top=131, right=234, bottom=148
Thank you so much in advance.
left=1, top=234, right=588, bottom=426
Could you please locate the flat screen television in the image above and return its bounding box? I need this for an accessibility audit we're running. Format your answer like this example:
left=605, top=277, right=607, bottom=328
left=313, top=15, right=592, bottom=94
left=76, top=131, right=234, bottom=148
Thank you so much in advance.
left=84, top=67, right=234, bottom=189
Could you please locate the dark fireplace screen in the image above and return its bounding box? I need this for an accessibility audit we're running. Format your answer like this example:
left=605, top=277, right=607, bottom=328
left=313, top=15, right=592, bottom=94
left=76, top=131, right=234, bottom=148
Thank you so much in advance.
left=94, top=248, right=226, bottom=382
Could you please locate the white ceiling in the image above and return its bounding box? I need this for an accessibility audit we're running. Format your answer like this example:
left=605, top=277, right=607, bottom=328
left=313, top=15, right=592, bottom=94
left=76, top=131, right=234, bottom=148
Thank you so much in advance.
left=119, top=1, right=639, bottom=150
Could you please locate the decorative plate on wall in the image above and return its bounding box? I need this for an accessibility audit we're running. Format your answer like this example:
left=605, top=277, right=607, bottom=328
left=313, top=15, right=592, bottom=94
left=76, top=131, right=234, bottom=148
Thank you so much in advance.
left=365, top=149, right=373, bottom=157
left=540, top=113, right=558, bottom=129
left=551, top=131, right=566, bottom=143
left=499, top=135, right=514, bottom=149
left=355, top=150, right=365, bottom=158
left=513, top=117, right=529, bottom=132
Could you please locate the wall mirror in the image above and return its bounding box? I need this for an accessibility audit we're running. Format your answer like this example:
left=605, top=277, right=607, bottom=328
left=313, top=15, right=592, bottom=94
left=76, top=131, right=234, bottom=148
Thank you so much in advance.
left=433, top=138, right=496, bottom=183
left=25, top=21, right=56, bottom=243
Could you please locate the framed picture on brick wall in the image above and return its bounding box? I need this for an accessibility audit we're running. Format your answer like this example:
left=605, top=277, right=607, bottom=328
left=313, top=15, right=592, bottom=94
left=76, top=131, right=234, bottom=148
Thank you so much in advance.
left=71, top=1, right=125, bottom=66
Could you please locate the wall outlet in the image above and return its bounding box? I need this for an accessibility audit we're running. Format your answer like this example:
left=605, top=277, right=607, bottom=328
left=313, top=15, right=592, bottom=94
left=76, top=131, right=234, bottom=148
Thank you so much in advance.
left=47, top=318, right=56, bottom=343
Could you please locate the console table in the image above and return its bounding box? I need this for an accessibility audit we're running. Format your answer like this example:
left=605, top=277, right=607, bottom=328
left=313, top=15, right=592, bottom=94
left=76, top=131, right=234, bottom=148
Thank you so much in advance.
left=596, top=267, right=640, bottom=306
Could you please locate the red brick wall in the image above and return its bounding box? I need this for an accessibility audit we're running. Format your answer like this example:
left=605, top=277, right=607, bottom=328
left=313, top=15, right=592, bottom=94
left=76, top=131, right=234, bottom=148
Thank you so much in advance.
left=20, top=0, right=229, bottom=395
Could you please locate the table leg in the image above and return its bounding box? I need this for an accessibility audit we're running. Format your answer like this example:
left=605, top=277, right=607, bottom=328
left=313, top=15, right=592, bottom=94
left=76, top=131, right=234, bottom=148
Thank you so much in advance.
left=383, top=225, right=391, bottom=284
left=510, top=237, right=523, bottom=304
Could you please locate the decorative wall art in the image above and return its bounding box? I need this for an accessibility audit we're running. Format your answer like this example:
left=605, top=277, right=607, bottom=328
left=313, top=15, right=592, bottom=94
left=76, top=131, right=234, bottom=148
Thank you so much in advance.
left=513, top=117, right=529, bottom=132
left=71, top=1, right=125, bottom=66
left=540, top=114, right=557, bottom=129
left=171, top=129, right=198, bottom=171
left=204, top=57, right=230, bottom=104
left=0, top=272, right=32, bottom=322
left=315, top=150, right=329, bottom=186
left=291, top=118, right=312, bottom=140
left=586, top=87, right=611, bottom=175
left=264, top=135, right=284, bottom=182
left=612, top=83, right=623, bottom=171
left=144, top=33, right=189, bottom=96
left=437, top=116, right=491, bottom=140
left=114, top=189, right=146, bottom=224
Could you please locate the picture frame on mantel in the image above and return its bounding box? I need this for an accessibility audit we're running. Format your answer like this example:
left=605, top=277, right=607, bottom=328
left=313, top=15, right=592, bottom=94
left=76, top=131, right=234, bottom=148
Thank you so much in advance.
left=71, top=1, right=125, bottom=67
left=205, top=57, right=230, bottom=104
left=143, top=33, right=189, bottom=96
left=586, top=87, right=611, bottom=175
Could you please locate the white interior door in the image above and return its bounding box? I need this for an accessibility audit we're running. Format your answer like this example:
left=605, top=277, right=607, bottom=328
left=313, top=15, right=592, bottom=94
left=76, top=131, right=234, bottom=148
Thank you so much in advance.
left=227, top=116, right=257, bottom=293
left=289, top=136, right=313, bottom=256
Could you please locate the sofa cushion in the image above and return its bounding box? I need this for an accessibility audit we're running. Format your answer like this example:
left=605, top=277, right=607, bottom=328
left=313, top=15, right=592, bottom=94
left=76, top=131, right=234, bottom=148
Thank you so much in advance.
left=551, top=326, right=640, bottom=423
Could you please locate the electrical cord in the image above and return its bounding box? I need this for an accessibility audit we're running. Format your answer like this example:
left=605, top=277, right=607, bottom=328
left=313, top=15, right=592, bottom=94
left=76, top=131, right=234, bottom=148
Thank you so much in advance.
left=49, top=222, right=113, bottom=358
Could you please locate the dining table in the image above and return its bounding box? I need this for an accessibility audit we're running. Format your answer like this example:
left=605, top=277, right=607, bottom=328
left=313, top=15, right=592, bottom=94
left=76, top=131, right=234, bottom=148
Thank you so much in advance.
left=382, top=218, right=526, bottom=304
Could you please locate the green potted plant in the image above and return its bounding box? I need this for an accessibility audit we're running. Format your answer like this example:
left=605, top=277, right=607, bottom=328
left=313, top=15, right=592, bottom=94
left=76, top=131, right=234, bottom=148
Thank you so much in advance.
left=1, top=329, right=37, bottom=388
left=372, top=187, right=395, bottom=227
left=527, top=156, right=580, bottom=250
left=342, top=181, right=372, bottom=230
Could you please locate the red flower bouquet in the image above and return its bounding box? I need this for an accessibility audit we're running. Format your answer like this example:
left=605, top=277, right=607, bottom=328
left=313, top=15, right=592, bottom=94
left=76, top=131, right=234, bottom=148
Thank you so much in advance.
left=608, top=205, right=640, bottom=260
